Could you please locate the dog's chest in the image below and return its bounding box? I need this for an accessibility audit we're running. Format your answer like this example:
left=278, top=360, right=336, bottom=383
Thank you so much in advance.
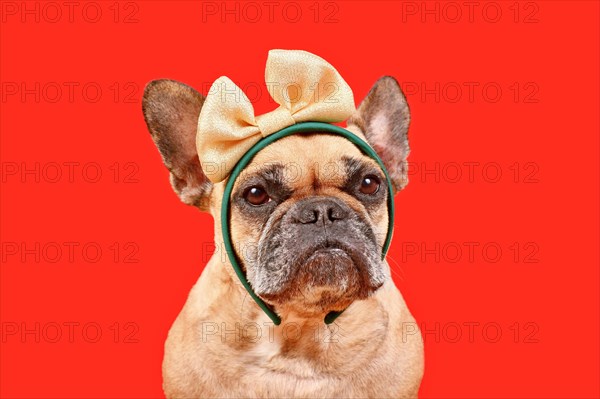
left=226, top=323, right=388, bottom=396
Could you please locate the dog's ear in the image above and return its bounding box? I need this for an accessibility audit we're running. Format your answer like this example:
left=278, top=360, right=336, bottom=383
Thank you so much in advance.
left=347, top=76, right=411, bottom=192
left=142, top=79, right=212, bottom=210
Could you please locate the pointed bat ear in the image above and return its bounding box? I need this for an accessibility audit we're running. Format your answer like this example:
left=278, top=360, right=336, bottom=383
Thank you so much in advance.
left=142, top=79, right=212, bottom=210
left=347, top=76, right=411, bottom=192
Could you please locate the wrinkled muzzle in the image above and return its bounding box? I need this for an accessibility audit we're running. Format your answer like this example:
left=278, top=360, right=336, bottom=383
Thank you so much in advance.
left=250, top=196, right=387, bottom=311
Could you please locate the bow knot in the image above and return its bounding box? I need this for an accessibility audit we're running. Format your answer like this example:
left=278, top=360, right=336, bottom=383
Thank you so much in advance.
left=256, top=106, right=296, bottom=137
left=196, top=50, right=356, bottom=183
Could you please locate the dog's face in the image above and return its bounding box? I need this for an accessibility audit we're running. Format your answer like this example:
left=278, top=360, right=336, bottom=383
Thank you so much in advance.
left=228, top=134, right=389, bottom=315
left=142, top=76, right=410, bottom=317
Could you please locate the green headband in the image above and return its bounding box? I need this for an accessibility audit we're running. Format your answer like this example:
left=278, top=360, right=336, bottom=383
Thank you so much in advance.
left=221, top=122, right=394, bottom=325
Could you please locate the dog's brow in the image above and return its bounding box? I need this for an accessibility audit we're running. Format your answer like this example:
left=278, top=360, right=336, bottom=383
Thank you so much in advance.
left=259, top=163, right=286, bottom=184
left=239, top=162, right=287, bottom=186
left=342, top=156, right=368, bottom=177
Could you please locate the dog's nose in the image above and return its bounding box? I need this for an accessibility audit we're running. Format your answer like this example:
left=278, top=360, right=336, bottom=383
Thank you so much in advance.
left=292, top=197, right=349, bottom=224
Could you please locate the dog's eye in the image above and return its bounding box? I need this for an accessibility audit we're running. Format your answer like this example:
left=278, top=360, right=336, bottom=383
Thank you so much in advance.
left=243, top=186, right=271, bottom=206
left=359, top=175, right=380, bottom=195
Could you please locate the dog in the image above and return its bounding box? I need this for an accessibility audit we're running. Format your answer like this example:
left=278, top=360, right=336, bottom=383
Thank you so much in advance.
left=142, top=71, right=424, bottom=398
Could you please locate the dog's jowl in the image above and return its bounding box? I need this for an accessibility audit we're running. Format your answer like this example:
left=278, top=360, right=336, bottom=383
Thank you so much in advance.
left=142, top=50, right=424, bottom=398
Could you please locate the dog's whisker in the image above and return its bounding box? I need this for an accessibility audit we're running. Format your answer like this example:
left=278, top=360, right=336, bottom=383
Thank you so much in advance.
left=385, top=254, right=406, bottom=282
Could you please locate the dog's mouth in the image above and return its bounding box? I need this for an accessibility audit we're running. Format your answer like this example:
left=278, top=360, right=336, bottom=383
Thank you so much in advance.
left=300, top=245, right=357, bottom=283
left=306, top=247, right=350, bottom=261
left=302, top=240, right=353, bottom=261
left=258, top=239, right=383, bottom=311
left=296, top=240, right=364, bottom=274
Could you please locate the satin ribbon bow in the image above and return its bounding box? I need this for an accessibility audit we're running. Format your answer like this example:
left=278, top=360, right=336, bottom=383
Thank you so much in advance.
left=196, top=49, right=356, bottom=183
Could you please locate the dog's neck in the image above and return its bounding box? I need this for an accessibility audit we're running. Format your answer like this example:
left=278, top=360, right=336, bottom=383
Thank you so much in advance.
left=202, top=254, right=391, bottom=362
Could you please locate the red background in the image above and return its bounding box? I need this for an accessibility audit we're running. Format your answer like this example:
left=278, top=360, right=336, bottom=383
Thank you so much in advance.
left=1, top=1, right=599, bottom=398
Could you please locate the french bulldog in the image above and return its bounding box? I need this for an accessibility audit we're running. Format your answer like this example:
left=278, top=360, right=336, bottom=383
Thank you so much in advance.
left=142, top=75, right=424, bottom=398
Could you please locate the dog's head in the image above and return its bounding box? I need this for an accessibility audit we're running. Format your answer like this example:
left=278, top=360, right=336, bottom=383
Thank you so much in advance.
left=142, top=76, right=410, bottom=318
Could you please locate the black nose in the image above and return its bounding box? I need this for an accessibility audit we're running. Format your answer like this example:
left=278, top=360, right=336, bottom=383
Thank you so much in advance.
left=292, top=197, right=349, bottom=224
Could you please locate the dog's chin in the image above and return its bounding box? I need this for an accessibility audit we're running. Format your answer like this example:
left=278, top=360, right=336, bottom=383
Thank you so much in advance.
left=259, top=247, right=383, bottom=316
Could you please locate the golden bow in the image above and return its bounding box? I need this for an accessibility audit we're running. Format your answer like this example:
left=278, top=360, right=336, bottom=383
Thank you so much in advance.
left=196, top=49, right=355, bottom=183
